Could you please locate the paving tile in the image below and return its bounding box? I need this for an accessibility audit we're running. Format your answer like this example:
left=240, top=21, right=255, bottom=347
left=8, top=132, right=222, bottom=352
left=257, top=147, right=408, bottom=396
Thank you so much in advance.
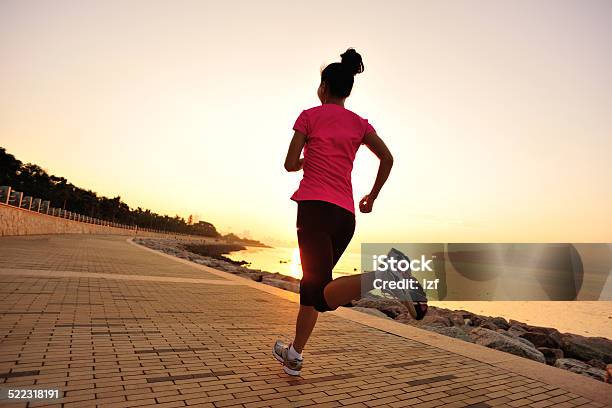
left=405, top=374, right=457, bottom=386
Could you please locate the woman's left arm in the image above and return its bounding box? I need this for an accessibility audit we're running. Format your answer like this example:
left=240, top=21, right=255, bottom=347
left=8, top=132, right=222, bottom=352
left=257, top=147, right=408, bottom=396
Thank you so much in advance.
left=284, top=131, right=307, bottom=172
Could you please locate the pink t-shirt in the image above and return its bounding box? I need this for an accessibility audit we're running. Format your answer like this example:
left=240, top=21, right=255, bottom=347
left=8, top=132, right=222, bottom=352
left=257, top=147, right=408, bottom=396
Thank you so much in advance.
left=290, top=104, right=376, bottom=214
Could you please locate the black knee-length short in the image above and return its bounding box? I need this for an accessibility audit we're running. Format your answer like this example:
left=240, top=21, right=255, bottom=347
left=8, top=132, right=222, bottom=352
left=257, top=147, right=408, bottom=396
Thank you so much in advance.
left=296, top=200, right=356, bottom=312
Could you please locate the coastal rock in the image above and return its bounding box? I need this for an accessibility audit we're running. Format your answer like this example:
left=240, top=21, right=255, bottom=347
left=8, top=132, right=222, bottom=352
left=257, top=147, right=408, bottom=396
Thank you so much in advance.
left=587, top=359, right=606, bottom=370
left=490, top=317, right=510, bottom=330
left=449, top=314, right=467, bottom=327
left=421, top=306, right=463, bottom=327
left=352, top=307, right=391, bottom=319
left=469, top=314, right=486, bottom=327
left=428, top=310, right=466, bottom=327
left=497, top=330, right=536, bottom=348
left=537, top=347, right=564, bottom=365
left=423, top=325, right=474, bottom=343
left=520, top=331, right=561, bottom=349
left=422, top=315, right=452, bottom=327
left=554, top=358, right=607, bottom=382
left=560, top=334, right=612, bottom=364
left=276, top=273, right=299, bottom=282
left=352, top=298, right=404, bottom=319
left=420, top=308, right=467, bottom=327
left=479, top=320, right=500, bottom=331
left=262, top=278, right=299, bottom=293
left=452, top=310, right=478, bottom=324
left=507, top=324, right=527, bottom=337
left=469, top=327, right=546, bottom=363
left=403, top=313, right=452, bottom=327
left=512, top=321, right=563, bottom=338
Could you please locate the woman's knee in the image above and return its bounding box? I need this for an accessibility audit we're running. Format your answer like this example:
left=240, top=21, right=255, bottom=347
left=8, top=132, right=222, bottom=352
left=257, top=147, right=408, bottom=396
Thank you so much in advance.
left=319, top=284, right=339, bottom=312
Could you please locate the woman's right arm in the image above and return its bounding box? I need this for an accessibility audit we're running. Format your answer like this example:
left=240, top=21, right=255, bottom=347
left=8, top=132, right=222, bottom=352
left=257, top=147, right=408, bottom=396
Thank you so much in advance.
left=360, top=131, right=394, bottom=213
left=284, top=131, right=307, bottom=172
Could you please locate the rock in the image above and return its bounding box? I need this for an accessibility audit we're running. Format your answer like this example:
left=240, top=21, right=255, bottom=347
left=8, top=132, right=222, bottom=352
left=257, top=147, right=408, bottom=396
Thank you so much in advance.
left=490, top=317, right=510, bottom=330
left=450, top=310, right=474, bottom=320
left=452, top=310, right=479, bottom=326
left=479, top=320, right=500, bottom=331
left=537, top=347, right=564, bottom=365
left=497, top=330, right=537, bottom=348
left=587, top=359, right=606, bottom=370
left=263, top=278, right=299, bottom=293
left=554, top=358, right=607, bottom=382
left=510, top=335, right=536, bottom=348
left=412, top=307, right=466, bottom=327
left=352, top=298, right=405, bottom=319
left=278, top=274, right=299, bottom=282
left=423, top=325, right=474, bottom=343
left=560, top=334, right=612, bottom=364
left=469, top=315, right=487, bottom=327
left=507, top=325, right=527, bottom=337
left=469, top=327, right=546, bottom=363
left=447, top=312, right=466, bottom=327
left=353, top=307, right=391, bottom=319
left=392, top=310, right=451, bottom=328
left=508, top=322, right=567, bottom=350
left=417, top=314, right=452, bottom=327
left=393, top=312, right=413, bottom=324
left=520, top=331, right=561, bottom=349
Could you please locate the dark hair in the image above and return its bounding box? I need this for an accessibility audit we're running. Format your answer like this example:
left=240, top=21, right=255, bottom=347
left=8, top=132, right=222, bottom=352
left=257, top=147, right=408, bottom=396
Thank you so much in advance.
left=321, top=48, right=364, bottom=98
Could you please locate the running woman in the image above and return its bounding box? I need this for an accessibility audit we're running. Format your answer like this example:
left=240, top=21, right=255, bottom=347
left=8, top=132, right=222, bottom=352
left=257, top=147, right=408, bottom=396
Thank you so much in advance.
left=273, top=48, right=428, bottom=376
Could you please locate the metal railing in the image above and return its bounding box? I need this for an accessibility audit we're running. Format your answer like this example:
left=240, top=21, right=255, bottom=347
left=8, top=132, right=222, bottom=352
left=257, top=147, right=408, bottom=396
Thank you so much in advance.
left=0, top=185, right=184, bottom=235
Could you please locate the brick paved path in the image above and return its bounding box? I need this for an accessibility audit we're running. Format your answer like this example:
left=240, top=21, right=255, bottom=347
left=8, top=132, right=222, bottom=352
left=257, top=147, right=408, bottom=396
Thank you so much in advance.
left=0, top=235, right=608, bottom=407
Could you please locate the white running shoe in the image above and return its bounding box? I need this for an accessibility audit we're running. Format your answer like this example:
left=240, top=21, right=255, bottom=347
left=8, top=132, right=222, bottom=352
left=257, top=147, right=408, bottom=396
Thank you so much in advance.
left=272, top=340, right=302, bottom=376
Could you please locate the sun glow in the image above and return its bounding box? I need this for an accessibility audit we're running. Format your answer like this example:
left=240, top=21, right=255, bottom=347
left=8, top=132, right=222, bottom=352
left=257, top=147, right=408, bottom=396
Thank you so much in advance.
left=289, top=247, right=302, bottom=279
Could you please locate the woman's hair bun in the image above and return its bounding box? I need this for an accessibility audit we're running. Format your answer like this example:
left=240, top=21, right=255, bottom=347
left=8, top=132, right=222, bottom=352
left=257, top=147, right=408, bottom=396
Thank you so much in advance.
left=340, top=48, right=364, bottom=75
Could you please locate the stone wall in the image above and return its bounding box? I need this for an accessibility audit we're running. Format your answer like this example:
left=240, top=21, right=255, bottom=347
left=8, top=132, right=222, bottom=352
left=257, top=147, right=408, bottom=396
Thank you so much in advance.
left=0, top=203, right=172, bottom=238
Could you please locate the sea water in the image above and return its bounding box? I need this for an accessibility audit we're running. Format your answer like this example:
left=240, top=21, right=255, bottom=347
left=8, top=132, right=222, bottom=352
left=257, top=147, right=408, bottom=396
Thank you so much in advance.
left=225, top=245, right=361, bottom=280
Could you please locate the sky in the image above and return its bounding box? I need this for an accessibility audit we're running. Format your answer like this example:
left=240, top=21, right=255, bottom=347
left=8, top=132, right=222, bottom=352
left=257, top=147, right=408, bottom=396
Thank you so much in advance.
left=1, top=0, right=611, bottom=248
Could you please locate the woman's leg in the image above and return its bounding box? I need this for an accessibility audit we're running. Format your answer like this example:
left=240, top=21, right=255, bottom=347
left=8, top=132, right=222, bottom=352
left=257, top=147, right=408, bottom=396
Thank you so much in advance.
left=321, top=207, right=368, bottom=310
left=292, top=305, right=318, bottom=353
left=323, top=271, right=376, bottom=310
left=293, top=221, right=334, bottom=353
